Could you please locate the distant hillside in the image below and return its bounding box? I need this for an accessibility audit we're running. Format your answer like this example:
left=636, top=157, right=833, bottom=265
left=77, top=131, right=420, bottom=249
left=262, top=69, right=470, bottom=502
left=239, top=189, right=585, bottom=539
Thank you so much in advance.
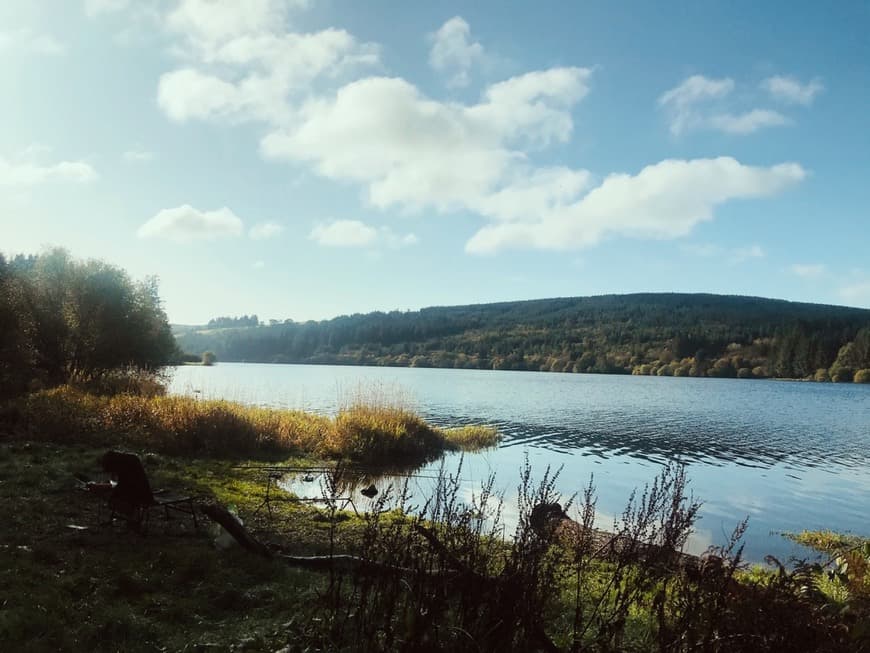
left=174, top=293, right=870, bottom=381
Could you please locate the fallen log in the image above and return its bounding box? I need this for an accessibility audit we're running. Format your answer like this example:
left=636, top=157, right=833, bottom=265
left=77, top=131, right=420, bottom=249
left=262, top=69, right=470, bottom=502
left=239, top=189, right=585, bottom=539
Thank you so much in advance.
left=198, top=503, right=273, bottom=558
left=200, top=502, right=417, bottom=576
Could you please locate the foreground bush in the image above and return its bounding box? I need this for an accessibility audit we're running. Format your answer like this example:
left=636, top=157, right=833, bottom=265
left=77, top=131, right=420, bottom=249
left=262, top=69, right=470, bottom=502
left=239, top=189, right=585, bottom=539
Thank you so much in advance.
left=306, top=461, right=868, bottom=652
left=11, top=387, right=499, bottom=461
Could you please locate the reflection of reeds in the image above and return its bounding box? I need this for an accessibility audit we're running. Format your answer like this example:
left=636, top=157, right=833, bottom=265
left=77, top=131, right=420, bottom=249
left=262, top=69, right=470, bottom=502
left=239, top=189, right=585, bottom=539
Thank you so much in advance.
left=15, top=385, right=499, bottom=461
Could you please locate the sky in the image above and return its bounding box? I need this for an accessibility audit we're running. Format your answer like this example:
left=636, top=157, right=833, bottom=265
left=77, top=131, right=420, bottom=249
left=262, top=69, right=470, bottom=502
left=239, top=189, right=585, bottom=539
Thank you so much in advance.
left=1, top=0, right=869, bottom=324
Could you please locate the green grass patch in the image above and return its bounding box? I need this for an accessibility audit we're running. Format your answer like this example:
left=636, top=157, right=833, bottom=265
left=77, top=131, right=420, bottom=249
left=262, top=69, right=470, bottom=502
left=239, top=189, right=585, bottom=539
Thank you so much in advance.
left=0, top=441, right=345, bottom=652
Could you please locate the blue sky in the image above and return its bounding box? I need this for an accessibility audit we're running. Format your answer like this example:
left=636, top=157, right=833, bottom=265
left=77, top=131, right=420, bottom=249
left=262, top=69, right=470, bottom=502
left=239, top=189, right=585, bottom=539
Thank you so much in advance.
left=2, top=1, right=868, bottom=324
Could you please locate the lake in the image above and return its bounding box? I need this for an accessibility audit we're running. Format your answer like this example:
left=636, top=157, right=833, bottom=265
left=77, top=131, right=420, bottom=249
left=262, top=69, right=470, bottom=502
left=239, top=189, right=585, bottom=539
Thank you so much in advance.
left=168, top=362, right=870, bottom=562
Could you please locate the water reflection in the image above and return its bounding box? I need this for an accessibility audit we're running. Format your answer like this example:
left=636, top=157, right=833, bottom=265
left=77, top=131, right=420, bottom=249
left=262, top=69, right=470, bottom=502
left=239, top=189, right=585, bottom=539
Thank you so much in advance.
left=169, top=363, right=870, bottom=562
left=280, top=460, right=718, bottom=557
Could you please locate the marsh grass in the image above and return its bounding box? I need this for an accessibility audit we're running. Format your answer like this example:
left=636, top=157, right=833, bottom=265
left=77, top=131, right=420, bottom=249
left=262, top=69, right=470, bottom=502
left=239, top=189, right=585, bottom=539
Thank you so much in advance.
left=442, top=424, right=502, bottom=450
left=12, top=385, right=499, bottom=462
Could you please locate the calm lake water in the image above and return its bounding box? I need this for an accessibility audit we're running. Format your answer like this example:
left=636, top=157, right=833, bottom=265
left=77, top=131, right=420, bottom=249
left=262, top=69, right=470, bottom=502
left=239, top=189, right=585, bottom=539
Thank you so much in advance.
left=168, top=362, right=870, bottom=562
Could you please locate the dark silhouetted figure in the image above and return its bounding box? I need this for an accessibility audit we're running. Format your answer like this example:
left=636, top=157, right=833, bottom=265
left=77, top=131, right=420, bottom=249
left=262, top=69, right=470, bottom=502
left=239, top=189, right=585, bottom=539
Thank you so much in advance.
left=529, top=502, right=569, bottom=539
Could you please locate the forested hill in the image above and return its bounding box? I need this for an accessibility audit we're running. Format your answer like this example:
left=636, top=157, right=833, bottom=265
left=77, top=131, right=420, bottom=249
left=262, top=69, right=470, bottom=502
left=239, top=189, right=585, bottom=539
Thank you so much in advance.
left=174, top=293, right=870, bottom=381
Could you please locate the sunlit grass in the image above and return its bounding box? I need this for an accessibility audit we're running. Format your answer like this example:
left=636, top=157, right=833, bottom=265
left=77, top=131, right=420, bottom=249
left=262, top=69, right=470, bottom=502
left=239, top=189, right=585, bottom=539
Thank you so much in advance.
left=441, top=424, right=501, bottom=451
left=786, top=529, right=864, bottom=553
left=13, top=385, right=497, bottom=463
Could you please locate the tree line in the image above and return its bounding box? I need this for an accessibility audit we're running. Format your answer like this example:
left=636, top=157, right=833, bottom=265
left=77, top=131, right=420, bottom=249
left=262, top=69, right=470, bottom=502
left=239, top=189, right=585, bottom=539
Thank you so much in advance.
left=175, top=294, right=870, bottom=382
left=0, top=249, right=177, bottom=398
left=206, top=315, right=260, bottom=329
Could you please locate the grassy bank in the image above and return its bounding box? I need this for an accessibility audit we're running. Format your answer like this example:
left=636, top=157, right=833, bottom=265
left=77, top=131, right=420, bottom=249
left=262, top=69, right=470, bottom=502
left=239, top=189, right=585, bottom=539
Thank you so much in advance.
left=2, top=439, right=868, bottom=652
left=0, top=441, right=351, bottom=651
left=6, top=386, right=500, bottom=463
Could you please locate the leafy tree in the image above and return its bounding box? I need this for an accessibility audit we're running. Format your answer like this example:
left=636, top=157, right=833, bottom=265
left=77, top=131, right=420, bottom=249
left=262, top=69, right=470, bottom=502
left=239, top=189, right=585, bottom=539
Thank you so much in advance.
left=201, top=351, right=217, bottom=366
left=0, top=249, right=176, bottom=396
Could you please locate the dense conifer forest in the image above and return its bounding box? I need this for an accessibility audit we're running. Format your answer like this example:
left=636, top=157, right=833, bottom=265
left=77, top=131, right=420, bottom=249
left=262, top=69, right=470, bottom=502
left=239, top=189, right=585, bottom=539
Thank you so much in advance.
left=175, top=293, right=870, bottom=381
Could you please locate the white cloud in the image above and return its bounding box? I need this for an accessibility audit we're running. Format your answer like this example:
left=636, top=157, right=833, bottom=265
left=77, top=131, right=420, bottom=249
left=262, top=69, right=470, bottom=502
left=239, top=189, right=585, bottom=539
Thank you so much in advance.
left=123, top=149, right=155, bottom=162
left=429, top=16, right=484, bottom=88
left=137, top=204, right=244, bottom=241
left=0, top=156, right=98, bottom=185
left=0, top=28, right=64, bottom=56
left=84, top=0, right=130, bottom=17
left=157, top=0, right=377, bottom=125
left=709, top=109, right=791, bottom=134
left=252, top=260, right=266, bottom=269
left=261, top=68, right=591, bottom=214
left=659, top=75, right=793, bottom=135
left=149, top=11, right=806, bottom=257
left=166, top=0, right=301, bottom=48
left=762, top=75, right=824, bottom=105
left=658, top=75, right=734, bottom=134
left=249, top=221, right=284, bottom=239
left=659, top=74, right=734, bottom=107
left=309, top=220, right=417, bottom=249
left=465, top=158, right=805, bottom=253
left=789, top=263, right=827, bottom=279
left=158, top=31, right=378, bottom=124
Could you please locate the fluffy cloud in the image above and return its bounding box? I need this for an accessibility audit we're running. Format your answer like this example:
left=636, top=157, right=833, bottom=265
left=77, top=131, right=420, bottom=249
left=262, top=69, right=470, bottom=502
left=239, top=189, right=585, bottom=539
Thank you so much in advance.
left=762, top=75, right=824, bottom=105
left=137, top=204, right=244, bottom=241
left=0, top=156, right=98, bottom=185
left=658, top=75, right=734, bottom=134
left=261, top=68, right=591, bottom=214
left=157, top=0, right=378, bottom=125
left=0, top=28, right=64, bottom=56
left=249, top=221, right=284, bottom=239
left=789, top=263, right=827, bottom=279
left=309, top=220, right=417, bottom=249
left=151, top=9, right=806, bottom=256
left=429, top=16, right=484, bottom=88
left=166, top=0, right=305, bottom=48
left=465, top=158, right=805, bottom=253
left=660, top=74, right=792, bottom=135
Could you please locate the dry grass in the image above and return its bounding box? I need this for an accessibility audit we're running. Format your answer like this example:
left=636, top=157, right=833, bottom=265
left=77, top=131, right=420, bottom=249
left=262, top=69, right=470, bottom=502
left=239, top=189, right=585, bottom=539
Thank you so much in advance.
left=11, top=386, right=499, bottom=462
left=442, top=424, right=501, bottom=451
